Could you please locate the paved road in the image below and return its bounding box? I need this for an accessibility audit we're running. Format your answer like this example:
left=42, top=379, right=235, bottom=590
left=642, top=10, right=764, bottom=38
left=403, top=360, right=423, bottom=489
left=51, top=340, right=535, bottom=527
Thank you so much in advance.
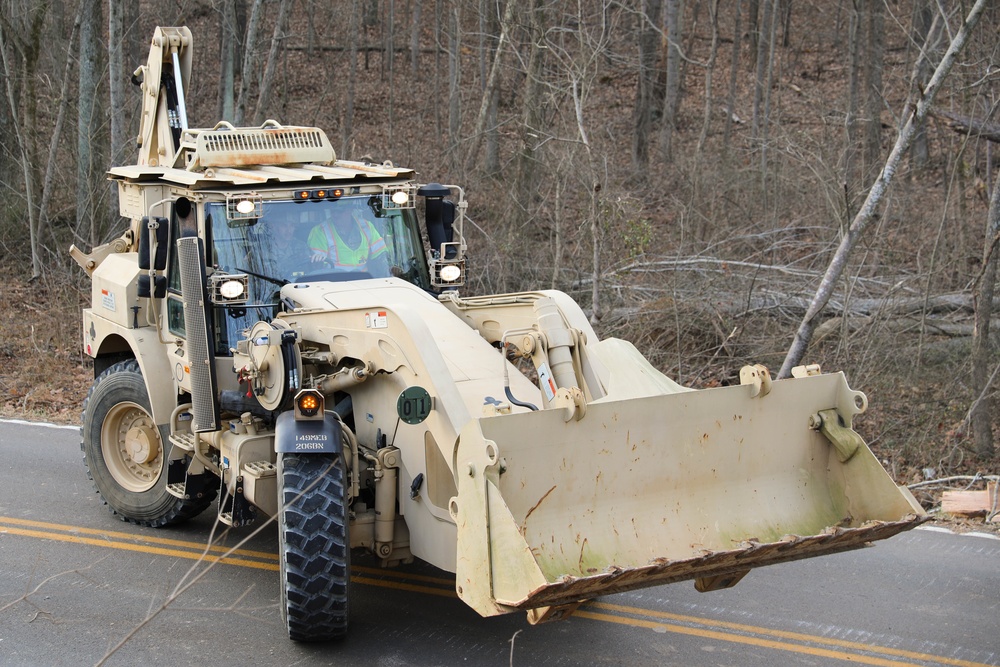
left=0, top=418, right=997, bottom=666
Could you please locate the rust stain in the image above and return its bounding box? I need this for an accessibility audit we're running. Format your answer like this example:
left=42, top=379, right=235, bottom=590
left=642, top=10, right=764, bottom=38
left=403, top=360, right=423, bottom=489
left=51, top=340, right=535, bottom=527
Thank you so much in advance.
left=522, top=485, right=558, bottom=531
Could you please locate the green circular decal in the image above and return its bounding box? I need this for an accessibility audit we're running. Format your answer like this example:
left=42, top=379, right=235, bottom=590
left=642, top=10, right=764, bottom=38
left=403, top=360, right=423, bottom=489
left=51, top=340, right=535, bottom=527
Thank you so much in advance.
left=397, top=386, right=432, bottom=424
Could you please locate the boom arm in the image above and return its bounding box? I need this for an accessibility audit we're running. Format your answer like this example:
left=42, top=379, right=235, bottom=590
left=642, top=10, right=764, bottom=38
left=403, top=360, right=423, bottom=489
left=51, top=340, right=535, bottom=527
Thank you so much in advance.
left=134, top=26, right=192, bottom=168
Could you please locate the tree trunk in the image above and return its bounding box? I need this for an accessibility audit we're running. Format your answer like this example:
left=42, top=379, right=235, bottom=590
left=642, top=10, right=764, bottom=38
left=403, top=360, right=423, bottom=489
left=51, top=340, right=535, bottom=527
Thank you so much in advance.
left=696, top=0, right=719, bottom=156
left=447, top=5, right=462, bottom=166
left=721, top=0, right=742, bottom=151
left=758, top=0, right=779, bottom=175
left=780, top=0, right=791, bottom=48
left=234, top=0, right=265, bottom=126
left=778, top=0, right=989, bottom=379
left=844, top=0, right=861, bottom=217
left=387, top=0, right=395, bottom=151
left=633, top=0, right=662, bottom=168
left=410, top=0, right=422, bottom=74
left=465, top=0, right=514, bottom=173
left=970, top=159, right=1000, bottom=458
left=108, top=0, right=138, bottom=223
left=659, top=0, right=682, bottom=161
left=861, top=0, right=884, bottom=184
left=0, top=2, right=48, bottom=277
left=252, top=0, right=292, bottom=125
left=0, top=21, right=39, bottom=277
left=78, top=0, right=103, bottom=248
left=108, top=0, right=125, bottom=168
left=515, top=0, right=545, bottom=207
left=218, top=0, right=238, bottom=121
left=746, top=0, right=759, bottom=65
left=483, top=0, right=501, bottom=174
left=907, top=0, right=935, bottom=170
left=344, top=0, right=360, bottom=155
left=38, top=7, right=84, bottom=253
left=750, top=0, right=772, bottom=139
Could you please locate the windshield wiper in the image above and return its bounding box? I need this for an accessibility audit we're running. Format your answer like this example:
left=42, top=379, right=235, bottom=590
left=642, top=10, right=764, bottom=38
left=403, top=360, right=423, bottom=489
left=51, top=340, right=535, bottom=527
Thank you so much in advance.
left=236, top=266, right=288, bottom=287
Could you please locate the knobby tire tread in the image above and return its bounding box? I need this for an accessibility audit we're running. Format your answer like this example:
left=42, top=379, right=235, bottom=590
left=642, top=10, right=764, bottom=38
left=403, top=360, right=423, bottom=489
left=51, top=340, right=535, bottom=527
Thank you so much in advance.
left=279, top=453, right=350, bottom=642
left=81, top=359, right=216, bottom=527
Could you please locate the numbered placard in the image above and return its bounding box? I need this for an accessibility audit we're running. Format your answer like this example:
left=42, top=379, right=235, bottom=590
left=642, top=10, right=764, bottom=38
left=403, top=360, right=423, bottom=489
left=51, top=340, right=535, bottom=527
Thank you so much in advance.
left=397, top=386, right=432, bottom=424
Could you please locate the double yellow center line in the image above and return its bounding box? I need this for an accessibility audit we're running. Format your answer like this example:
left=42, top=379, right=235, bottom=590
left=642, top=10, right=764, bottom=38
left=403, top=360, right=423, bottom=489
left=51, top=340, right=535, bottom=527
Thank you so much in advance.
left=0, top=516, right=991, bottom=667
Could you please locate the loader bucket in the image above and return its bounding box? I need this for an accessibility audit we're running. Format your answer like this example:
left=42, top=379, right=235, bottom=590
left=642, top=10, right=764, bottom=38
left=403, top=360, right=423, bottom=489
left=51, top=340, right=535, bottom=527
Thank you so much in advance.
left=452, top=371, right=925, bottom=621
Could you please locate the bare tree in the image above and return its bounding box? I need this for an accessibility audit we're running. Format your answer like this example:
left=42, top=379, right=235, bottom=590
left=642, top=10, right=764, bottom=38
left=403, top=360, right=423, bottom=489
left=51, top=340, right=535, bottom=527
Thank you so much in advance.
left=78, top=0, right=104, bottom=248
left=252, top=0, right=292, bottom=125
left=108, top=0, right=139, bottom=219
left=234, top=0, right=265, bottom=126
left=38, top=8, right=85, bottom=258
left=465, top=0, right=514, bottom=173
left=659, top=0, right=682, bottom=161
left=344, top=0, right=360, bottom=155
left=750, top=0, right=773, bottom=139
left=971, top=163, right=1000, bottom=458
left=0, top=0, right=49, bottom=277
left=861, top=0, right=885, bottom=183
left=217, top=0, right=239, bottom=122
left=778, top=0, right=990, bottom=379
left=906, top=0, right=937, bottom=170
left=633, top=0, right=662, bottom=168
left=410, top=0, right=422, bottom=74
left=513, top=0, right=546, bottom=214
left=721, top=0, right=742, bottom=151
left=447, top=4, right=462, bottom=166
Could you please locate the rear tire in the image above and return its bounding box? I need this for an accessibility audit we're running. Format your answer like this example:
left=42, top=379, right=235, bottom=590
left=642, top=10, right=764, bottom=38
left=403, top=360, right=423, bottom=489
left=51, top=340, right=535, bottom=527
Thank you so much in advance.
left=81, top=360, right=215, bottom=527
left=278, top=452, right=350, bottom=641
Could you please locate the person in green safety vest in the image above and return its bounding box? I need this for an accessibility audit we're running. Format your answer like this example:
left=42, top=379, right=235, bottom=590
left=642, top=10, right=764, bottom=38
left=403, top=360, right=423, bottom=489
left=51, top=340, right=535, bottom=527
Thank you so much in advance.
left=307, top=203, right=390, bottom=275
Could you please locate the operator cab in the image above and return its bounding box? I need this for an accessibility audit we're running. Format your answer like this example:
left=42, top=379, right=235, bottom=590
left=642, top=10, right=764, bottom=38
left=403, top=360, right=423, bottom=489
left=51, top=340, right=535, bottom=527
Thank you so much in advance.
left=167, top=193, right=433, bottom=357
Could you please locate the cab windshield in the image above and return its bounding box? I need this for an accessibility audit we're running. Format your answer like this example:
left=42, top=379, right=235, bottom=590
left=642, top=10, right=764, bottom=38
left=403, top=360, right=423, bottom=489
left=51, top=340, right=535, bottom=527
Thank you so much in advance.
left=209, top=196, right=430, bottom=288
left=206, top=195, right=431, bottom=353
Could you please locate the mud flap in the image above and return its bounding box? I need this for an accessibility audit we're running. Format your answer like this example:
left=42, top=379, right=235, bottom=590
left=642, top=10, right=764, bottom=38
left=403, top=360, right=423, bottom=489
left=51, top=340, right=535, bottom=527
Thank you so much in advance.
left=452, top=371, right=925, bottom=618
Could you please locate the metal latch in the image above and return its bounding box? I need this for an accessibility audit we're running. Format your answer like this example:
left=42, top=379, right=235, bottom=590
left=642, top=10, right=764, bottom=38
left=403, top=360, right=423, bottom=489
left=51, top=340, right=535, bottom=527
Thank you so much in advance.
left=809, top=409, right=862, bottom=462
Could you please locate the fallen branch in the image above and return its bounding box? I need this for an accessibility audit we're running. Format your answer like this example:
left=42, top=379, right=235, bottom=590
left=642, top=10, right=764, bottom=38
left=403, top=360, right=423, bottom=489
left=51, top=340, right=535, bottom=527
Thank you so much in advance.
left=930, top=108, right=1000, bottom=143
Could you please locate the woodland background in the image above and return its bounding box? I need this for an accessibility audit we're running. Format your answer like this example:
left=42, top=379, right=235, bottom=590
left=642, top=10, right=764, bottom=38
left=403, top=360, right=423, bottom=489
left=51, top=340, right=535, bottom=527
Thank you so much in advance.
left=1, top=0, right=999, bottom=509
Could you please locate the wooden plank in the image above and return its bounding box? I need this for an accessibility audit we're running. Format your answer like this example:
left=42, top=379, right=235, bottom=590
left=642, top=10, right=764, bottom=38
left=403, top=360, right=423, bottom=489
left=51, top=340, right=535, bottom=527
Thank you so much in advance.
left=942, top=482, right=998, bottom=517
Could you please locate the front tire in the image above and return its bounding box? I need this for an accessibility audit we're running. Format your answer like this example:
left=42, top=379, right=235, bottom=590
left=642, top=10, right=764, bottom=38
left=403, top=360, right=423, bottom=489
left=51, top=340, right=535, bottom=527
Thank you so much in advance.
left=278, top=452, right=350, bottom=641
left=81, top=359, right=215, bottom=527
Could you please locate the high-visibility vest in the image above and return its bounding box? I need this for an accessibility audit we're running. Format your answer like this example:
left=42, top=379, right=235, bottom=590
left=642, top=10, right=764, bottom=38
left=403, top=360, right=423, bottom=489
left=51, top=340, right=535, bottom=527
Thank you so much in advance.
left=309, top=219, right=387, bottom=268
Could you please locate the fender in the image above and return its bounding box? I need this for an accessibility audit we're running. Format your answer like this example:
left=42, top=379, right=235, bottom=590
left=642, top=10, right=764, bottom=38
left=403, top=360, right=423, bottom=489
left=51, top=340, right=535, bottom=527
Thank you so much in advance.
left=83, top=309, right=176, bottom=426
left=275, top=411, right=343, bottom=454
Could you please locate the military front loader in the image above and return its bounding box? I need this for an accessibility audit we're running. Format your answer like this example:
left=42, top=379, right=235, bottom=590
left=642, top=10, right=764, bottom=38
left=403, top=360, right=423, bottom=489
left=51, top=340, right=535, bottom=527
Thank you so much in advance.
left=71, top=26, right=926, bottom=641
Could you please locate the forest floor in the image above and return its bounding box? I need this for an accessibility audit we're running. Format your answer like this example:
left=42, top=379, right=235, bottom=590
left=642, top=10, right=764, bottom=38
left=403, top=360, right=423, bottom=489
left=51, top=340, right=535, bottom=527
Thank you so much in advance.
left=0, top=265, right=996, bottom=536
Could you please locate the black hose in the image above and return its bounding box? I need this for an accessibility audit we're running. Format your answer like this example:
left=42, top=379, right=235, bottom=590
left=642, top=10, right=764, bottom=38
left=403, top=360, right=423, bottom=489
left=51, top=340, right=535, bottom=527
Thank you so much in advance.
left=505, top=386, right=538, bottom=412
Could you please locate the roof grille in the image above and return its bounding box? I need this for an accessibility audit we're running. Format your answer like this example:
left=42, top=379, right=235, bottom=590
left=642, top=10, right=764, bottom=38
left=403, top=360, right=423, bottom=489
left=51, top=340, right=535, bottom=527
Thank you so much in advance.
left=190, top=123, right=336, bottom=169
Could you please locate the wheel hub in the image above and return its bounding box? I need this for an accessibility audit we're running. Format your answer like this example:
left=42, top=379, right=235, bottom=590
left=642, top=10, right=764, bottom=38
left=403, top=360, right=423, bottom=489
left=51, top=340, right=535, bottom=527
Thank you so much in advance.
left=125, top=425, right=159, bottom=464
left=101, top=402, right=164, bottom=493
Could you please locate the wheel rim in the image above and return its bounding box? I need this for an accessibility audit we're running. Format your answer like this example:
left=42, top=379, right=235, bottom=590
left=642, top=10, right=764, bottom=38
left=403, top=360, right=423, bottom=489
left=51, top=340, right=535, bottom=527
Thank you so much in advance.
left=101, top=401, right=163, bottom=492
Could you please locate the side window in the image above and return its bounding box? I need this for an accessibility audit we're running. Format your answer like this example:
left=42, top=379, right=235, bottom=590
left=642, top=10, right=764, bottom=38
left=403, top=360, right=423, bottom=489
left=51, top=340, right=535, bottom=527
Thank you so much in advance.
left=167, top=296, right=186, bottom=336
left=167, top=207, right=186, bottom=337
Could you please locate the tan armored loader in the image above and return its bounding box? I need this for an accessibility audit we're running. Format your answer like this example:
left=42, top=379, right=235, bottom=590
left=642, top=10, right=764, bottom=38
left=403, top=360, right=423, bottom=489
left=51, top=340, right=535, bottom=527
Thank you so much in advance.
left=71, top=26, right=925, bottom=641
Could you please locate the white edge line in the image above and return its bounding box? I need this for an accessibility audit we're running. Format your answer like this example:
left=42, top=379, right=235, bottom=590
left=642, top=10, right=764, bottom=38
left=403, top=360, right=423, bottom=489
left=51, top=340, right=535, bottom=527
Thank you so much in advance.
left=917, top=524, right=1000, bottom=541
left=0, top=418, right=79, bottom=431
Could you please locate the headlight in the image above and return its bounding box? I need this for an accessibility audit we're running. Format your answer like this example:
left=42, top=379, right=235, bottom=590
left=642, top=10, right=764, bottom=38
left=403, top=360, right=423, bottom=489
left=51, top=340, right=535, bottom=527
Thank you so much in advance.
left=391, top=190, right=409, bottom=205
left=439, top=264, right=462, bottom=282
left=235, top=199, right=256, bottom=214
left=219, top=279, right=245, bottom=299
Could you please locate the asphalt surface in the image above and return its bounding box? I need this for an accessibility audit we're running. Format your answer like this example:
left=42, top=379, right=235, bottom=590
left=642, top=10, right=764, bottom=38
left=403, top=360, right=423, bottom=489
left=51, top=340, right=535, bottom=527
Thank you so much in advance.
left=0, top=418, right=997, bottom=666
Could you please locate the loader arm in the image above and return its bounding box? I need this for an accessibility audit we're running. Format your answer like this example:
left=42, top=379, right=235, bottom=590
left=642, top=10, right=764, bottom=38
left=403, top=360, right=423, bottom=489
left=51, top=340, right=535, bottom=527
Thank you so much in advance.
left=134, top=26, right=191, bottom=167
